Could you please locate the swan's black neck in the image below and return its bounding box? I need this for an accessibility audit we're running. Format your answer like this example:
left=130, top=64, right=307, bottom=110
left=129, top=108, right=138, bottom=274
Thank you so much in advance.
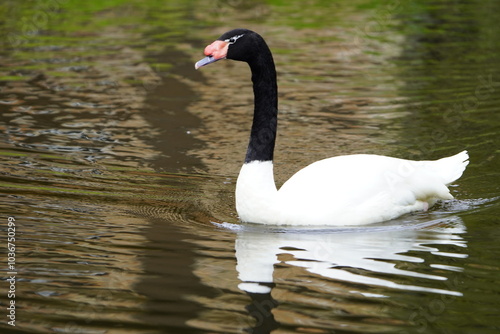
left=244, top=44, right=278, bottom=163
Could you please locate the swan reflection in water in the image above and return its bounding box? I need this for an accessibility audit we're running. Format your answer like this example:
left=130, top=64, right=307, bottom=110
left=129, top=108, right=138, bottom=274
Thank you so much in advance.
left=225, top=216, right=468, bottom=332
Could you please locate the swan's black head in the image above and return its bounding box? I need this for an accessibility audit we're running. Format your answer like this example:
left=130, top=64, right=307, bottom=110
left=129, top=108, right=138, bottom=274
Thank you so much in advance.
left=195, top=29, right=278, bottom=164
left=195, top=29, right=265, bottom=69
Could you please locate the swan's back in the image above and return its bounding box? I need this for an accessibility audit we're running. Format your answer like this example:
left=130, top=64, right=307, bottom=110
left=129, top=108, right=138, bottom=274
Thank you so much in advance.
left=276, top=151, right=469, bottom=225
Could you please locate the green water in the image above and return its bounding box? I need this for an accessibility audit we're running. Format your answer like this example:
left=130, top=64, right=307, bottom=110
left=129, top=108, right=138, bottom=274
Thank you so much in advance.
left=0, top=0, right=499, bottom=333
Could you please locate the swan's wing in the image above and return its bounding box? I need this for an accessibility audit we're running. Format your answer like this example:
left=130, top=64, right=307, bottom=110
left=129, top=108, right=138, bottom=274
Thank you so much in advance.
left=277, top=152, right=468, bottom=225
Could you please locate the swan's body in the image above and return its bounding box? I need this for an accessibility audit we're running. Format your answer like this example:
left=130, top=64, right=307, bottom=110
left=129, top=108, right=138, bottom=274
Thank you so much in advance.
left=236, top=152, right=468, bottom=225
left=196, top=29, right=469, bottom=226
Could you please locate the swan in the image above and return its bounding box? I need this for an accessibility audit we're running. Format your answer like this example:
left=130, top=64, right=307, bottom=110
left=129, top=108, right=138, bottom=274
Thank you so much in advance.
left=195, top=28, right=469, bottom=226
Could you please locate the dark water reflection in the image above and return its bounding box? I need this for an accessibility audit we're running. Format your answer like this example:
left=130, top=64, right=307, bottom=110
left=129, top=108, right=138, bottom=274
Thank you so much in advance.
left=0, top=0, right=499, bottom=333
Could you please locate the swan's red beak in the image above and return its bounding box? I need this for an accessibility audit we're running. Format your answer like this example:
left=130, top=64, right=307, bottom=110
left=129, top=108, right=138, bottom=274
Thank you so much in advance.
left=195, top=40, right=229, bottom=69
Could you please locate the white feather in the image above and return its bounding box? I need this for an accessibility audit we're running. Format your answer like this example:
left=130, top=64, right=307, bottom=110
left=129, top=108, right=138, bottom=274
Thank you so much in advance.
left=236, top=151, right=469, bottom=226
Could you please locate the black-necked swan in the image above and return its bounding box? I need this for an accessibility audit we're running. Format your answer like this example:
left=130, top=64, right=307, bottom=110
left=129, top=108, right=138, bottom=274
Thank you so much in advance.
left=195, top=28, right=469, bottom=226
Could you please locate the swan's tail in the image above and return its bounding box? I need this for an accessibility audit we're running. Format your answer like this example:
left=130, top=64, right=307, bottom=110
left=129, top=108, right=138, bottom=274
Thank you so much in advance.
left=411, top=150, right=469, bottom=201
left=433, top=150, right=469, bottom=185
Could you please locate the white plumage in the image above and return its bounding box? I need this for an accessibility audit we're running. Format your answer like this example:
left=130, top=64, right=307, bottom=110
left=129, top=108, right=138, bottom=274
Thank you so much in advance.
left=236, top=151, right=469, bottom=225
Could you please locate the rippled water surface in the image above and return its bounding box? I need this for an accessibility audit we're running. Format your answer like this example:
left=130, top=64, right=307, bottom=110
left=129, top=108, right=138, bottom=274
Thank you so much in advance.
left=1, top=0, right=499, bottom=333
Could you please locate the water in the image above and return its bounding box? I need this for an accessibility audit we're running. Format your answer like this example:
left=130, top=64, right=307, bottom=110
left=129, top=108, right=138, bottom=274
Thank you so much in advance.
left=0, top=0, right=499, bottom=333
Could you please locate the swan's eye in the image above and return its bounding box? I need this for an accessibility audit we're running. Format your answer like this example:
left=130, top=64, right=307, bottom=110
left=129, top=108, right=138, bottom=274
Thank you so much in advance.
left=225, top=34, right=245, bottom=44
